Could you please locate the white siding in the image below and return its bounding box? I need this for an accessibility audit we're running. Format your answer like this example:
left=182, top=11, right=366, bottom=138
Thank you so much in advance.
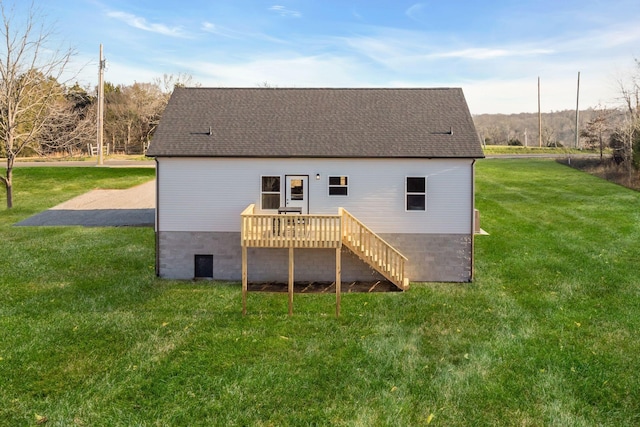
left=157, top=157, right=474, bottom=234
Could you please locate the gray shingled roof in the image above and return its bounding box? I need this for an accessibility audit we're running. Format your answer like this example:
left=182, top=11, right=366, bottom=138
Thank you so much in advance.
left=146, top=87, right=484, bottom=158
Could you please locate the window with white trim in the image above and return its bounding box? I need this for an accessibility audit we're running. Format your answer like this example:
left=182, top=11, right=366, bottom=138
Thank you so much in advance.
left=261, top=176, right=281, bottom=210
left=406, top=177, right=426, bottom=211
left=328, top=176, right=348, bottom=196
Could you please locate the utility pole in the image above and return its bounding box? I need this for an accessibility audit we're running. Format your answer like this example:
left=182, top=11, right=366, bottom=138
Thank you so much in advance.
left=575, top=71, right=581, bottom=149
left=97, top=44, right=105, bottom=166
left=538, top=76, right=542, bottom=148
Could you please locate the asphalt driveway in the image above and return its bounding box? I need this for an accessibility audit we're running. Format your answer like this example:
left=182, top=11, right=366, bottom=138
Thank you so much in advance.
left=16, top=180, right=155, bottom=227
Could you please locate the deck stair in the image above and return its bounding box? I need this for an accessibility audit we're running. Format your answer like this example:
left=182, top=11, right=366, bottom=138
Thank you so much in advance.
left=241, top=204, right=409, bottom=316
left=240, top=204, right=410, bottom=292
left=340, top=208, right=409, bottom=291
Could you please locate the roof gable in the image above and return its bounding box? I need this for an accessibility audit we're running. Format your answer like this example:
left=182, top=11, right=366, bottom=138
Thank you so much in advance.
left=147, top=88, right=484, bottom=159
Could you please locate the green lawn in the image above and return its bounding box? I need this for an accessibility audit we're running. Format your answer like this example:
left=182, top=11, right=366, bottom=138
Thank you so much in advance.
left=1, top=161, right=639, bottom=426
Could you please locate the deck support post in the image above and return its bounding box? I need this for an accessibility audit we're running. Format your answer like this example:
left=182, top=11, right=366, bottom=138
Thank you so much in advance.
left=336, top=247, right=341, bottom=318
left=242, top=246, right=247, bottom=316
left=288, top=247, right=294, bottom=317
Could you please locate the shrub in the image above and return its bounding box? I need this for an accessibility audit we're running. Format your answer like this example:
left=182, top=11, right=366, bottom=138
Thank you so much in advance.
left=507, top=138, right=523, bottom=146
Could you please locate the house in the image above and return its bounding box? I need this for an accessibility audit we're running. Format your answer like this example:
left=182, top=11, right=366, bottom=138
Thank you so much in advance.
left=146, top=87, right=484, bottom=292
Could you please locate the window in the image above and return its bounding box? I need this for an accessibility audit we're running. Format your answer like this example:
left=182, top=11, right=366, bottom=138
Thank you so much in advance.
left=261, top=176, right=280, bottom=210
left=328, top=176, right=348, bottom=196
left=406, top=177, right=426, bottom=211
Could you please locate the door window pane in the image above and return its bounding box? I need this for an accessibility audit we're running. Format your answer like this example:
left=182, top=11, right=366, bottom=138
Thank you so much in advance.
left=290, top=179, right=304, bottom=200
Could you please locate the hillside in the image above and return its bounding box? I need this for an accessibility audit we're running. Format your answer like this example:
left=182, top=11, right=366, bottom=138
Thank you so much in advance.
left=473, top=108, right=625, bottom=148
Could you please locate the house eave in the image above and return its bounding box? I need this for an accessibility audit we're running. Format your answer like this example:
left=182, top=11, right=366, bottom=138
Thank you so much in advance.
left=146, top=154, right=485, bottom=160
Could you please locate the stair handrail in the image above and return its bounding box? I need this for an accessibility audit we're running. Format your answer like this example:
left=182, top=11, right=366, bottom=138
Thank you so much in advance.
left=339, top=208, right=408, bottom=288
left=339, top=208, right=408, bottom=261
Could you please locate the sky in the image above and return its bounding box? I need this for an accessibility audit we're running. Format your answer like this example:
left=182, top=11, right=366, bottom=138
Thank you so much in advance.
left=8, top=0, right=640, bottom=114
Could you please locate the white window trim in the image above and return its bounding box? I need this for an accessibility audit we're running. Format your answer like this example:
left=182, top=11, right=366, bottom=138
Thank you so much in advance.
left=260, top=175, right=282, bottom=211
left=405, top=176, right=427, bottom=212
left=328, top=175, right=349, bottom=197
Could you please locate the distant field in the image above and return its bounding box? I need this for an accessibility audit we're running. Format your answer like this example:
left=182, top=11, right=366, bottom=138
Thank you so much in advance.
left=482, top=145, right=602, bottom=155
left=1, top=161, right=639, bottom=426
left=3, top=154, right=153, bottom=163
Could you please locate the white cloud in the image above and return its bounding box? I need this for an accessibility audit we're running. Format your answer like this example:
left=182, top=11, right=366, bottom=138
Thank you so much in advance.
left=107, top=11, right=189, bottom=38
left=269, top=5, right=302, bottom=18
left=105, top=61, right=163, bottom=85
left=405, top=3, right=425, bottom=22
left=341, top=28, right=557, bottom=71
left=66, top=49, right=165, bottom=90
left=430, top=47, right=554, bottom=60
left=183, top=55, right=364, bottom=88
left=200, top=21, right=288, bottom=44
left=554, top=22, right=640, bottom=53
left=201, top=22, right=242, bottom=39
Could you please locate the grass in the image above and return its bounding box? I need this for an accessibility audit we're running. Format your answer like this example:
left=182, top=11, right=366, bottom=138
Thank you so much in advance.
left=1, top=161, right=640, bottom=426
left=0, top=167, right=154, bottom=225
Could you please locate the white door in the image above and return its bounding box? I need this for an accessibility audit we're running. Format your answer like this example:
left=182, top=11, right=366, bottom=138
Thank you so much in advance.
left=285, top=175, right=308, bottom=214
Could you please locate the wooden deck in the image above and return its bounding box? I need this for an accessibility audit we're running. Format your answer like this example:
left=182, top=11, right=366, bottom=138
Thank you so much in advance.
left=240, top=204, right=409, bottom=316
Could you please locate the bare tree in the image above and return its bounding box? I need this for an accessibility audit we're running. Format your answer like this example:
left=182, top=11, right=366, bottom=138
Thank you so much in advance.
left=542, top=126, right=558, bottom=147
left=581, top=106, right=611, bottom=160
left=155, top=72, right=198, bottom=94
left=104, top=82, right=162, bottom=154
left=0, top=2, right=75, bottom=208
left=127, top=82, right=165, bottom=153
left=612, top=60, right=640, bottom=174
left=104, top=74, right=197, bottom=155
left=618, top=60, right=640, bottom=121
left=39, top=94, right=95, bottom=156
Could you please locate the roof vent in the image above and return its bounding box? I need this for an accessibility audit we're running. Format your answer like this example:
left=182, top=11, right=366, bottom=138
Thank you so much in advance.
left=208, top=126, right=212, bottom=136
left=449, top=126, right=453, bottom=135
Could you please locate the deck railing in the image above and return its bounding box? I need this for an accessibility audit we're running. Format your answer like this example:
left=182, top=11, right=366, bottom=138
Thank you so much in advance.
left=241, top=204, right=341, bottom=248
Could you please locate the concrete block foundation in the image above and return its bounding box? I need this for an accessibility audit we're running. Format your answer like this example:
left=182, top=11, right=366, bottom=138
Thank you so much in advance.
left=157, top=231, right=473, bottom=283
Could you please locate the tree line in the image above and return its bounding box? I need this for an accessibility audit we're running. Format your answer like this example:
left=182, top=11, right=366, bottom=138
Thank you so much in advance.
left=474, top=108, right=627, bottom=155
left=0, top=77, right=190, bottom=159
left=474, top=61, right=640, bottom=169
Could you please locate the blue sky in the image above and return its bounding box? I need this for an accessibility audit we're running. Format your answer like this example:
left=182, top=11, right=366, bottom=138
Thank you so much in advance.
left=17, top=0, right=640, bottom=113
